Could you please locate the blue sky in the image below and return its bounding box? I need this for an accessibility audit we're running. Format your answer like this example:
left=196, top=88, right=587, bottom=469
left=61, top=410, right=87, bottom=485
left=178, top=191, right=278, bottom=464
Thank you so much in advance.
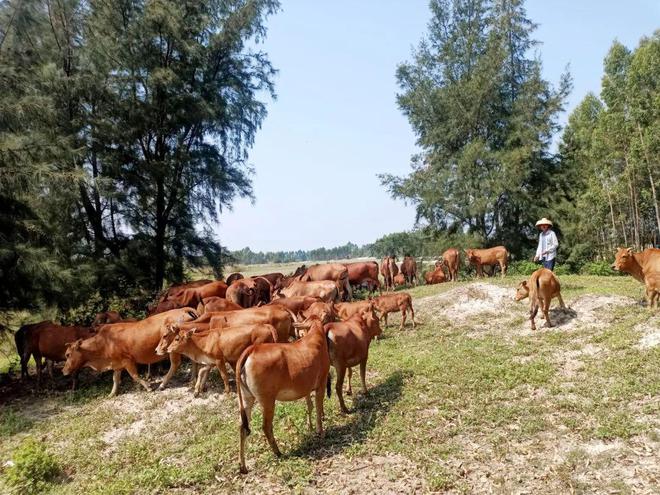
left=216, top=0, right=660, bottom=252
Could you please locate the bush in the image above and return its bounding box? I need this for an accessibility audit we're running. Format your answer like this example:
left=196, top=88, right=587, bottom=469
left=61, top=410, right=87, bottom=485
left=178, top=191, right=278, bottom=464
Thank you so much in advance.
left=554, top=264, right=571, bottom=276
left=61, top=289, right=150, bottom=326
left=3, top=437, right=60, bottom=494
left=580, top=261, right=618, bottom=276
left=508, top=260, right=539, bottom=276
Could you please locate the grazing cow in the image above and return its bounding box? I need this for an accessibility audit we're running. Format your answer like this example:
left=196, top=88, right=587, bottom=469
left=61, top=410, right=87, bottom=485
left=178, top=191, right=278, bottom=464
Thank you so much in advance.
left=442, top=248, right=460, bottom=282
left=162, top=324, right=278, bottom=396
left=157, top=279, right=213, bottom=303
left=253, top=277, right=273, bottom=305
left=160, top=306, right=296, bottom=349
left=515, top=268, right=566, bottom=330
left=424, top=265, right=447, bottom=285
left=268, top=296, right=321, bottom=316
left=300, top=302, right=336, bottom=325
left=358, top=277, right=381, bottom=295
left=393, top=273, right=406, bottom=287
left=62, top=308, right=198, bottom=396
left=276, top=280, right=340, bottom=303
left=373, top=293, right=416, bottom=330
left=334, top=300, right=375, bottom=321
left=226, top=279, right=258, bottom=308
left=236, top=316, right=331, bottom=474
left=345, top=261, right=380, bottom=292
left=15, top=321, right=52, bottom=380
left=325, top=309, right=382, bottom=413
left=400, top=255, right=418, bottom=286
left=296, top=263, right=352, bottom=301
left=465, top=246, right=509, bottom=278
left=611, top=247, right=660, bottom=308
left=226, top=273, right=244, bottom=285
left=197, top=297, right=243, bottom=314
left=20, top=322, right=95, bottom=388
left=256, top=272, right=285, bottom=289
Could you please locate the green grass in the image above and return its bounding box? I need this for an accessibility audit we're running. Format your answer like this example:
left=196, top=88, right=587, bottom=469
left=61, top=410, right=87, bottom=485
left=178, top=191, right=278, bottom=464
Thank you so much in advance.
left=0, top=275, right=657, bottom=493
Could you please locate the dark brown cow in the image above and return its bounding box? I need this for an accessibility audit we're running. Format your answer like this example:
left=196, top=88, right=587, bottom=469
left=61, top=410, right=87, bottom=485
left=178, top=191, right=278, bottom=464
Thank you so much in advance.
left=15, top=321, right=52, bottom=380
left=325, top=309, right=382, bottom=413
left=400, top=255, right=418, bottom=286
left=62, top=308, right=198, bottom=396
left=157, top=279, right=213, bottom=303
left=465, top=246, right=509, bottom=278
left=253, top=277, right=273, bottom=305
left=442, top=248, right=460, bottom=282
left=256, top=272, right=285, bottom=289
left=236, top=316, right=331, bottom=474
left=345, top=261, right=380, bottom=292
left=226, top=279, right=258, bottom=308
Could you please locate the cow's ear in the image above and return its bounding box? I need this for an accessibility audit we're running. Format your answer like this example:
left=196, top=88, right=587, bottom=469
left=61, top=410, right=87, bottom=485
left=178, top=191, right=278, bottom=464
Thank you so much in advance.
left=522, top=281, right=528, bottom=288
left=626, top=247, right=633, bottom=254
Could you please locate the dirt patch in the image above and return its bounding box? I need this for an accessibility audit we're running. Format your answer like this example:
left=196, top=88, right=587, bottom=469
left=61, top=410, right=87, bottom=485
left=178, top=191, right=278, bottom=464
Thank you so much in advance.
left=310, top=453, right=427, bottom=494
left=635, top=316, right=660, bottom=349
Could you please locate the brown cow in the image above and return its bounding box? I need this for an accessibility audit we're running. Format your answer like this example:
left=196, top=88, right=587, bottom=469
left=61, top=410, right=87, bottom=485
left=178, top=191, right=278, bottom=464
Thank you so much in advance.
left=393, top=273, right=406, bottom=287
left=380, top=256, right=399, bottom=291
left=424, top=266, right=447, bottom=285
left=400, top=255, right=418, bottom=286
left=162, top=324, right=278, bottom=396
left=465, top=246, right=509, bottom=278
left=226, top=273, right=244, bottom=285
left=197, top=297, right=243, bottom=314
left=226, top=278, right=258, bottom=308
left=157, top=279, right=212, bottom=303
left=256, top=272, right=285, bottom=289
left=612, top=247, right=660, bottom=308
left=300, top=302, right=336, bottom=326
left=325, top=309, right=382, bottom=413
left=236, top=316, right=331, bottom=474
left=62, top=308, right=198, bottom=396
left=442, top=248, right=460, bottom=282
left=345, top=261, right=380, bottom=292
left=358, top=277, right=381, bottom=294
left=297, top=263, right=352, bottom=301
left=15, top=321, right=52, bottom=380
left=253, top=277, right=273, bottom=305
left=22, top=323, right=96, bottom=388
left=373, top=293, right=416, bottom=330
left=515, top=268, right=566, bottom=330
left=268, top=296, right=321, bottom=315
left=276, top=280, right=340, bottom=302
left=150, top=280, right=228, bottom=314
left=334, top=300, right=375, bottom=321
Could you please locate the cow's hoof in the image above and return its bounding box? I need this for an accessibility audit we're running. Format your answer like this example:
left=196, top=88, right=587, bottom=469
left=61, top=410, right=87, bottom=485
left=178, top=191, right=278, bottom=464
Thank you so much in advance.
left=239, top=466, right=248, bottom=475
left=157, top=385, right=166, bottom=391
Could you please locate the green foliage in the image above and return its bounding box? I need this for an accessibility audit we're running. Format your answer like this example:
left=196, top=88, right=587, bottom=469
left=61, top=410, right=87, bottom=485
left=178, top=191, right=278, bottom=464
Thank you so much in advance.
left=382, top=0, right=571, bottom=258
left=508, top=260, right=540, bottom=275
left=3, top=437, right=60, bottom=494
left=61, top=290, right=150, bottom=326
left=553, top=264, right=571, bottom=276
left=580, top=261, right=618, bottom=277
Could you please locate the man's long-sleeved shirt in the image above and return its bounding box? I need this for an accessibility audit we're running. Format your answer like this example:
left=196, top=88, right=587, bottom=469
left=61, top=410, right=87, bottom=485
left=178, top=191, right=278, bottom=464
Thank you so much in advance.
left=536, top=229, right=558, bottom=261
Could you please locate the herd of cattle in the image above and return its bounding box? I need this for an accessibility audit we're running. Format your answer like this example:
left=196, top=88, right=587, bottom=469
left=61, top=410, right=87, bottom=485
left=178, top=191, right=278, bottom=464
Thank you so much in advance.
left=10, top=245, right=659, bottom=473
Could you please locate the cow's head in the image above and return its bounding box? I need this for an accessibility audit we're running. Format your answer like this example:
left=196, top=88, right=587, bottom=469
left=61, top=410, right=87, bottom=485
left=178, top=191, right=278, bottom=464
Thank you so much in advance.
left=302, top=302, right=335, bottom=325
left=612, top=247, right=634, bottom=272
left=156, top=323, right=179, bottom=355
left=514, top=281, right=530, bottom=301
left=62, top=339, right=86, bottom=375
left=167, top=328, right=196, bottom=354
left=360, top=308, right=382, bottom=340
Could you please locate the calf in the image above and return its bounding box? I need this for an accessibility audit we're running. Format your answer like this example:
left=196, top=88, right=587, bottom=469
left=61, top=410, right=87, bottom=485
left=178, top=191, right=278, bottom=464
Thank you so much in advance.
left=236, top=316, right=331, bottom=474
left=373, top=293, right=416, bottom=330
left=162, top=324, right=278, bottom=396
left=334, top=300, right=374, bottom=321
left=424, top=266, right=446, bottom=285
left=62, top=308, right=197, bottom=396
left=325, top=310, right=382, bottom=413
left=515, top=268, right=566, bottom=330
left=300, top=301, right=336, bottom=325
left=611, top=247, right=660, bottom=309
left=465, top=246, right=509, bottom=278
left=393, top=273, right=406, bottom=287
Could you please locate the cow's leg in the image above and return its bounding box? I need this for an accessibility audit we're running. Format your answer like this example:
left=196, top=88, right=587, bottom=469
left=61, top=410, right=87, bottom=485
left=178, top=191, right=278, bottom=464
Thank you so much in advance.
left=216, top=357, right=230, bottom=394
left=346, top=367, right=353, bottom=395
left=305, top=394, right=314, bottom=430
left=543, top=298, right=553, bottom=327
left=335, top=364, right=349, bottom=414
left=359, top=360, right=368, bottom=395
left=71, top=371, right=78, bottom=392
left=529, top=302, right=539, bottom=331
left=195, top=365, right=212, bottom=397
left=46, top=359, right=54, bottom=381
left=145, top=364, right=151, bottom=380
left=125, top=361, right=152, bottom=391
left=260, top=399, right=281, bottom=457
left=383, top=312, right=389, bottom=329
left=190, top=361, right=199, bottom=387
left=409, top=303, right=416, bottom=328
left=110, top=370, right=122, bottom=397
left=315, top=379, right=326, bottom=435
left=399, top=307, right=407, bottom=330
left=35, top=353, right=43, bottom=389
left=557, top=293, right=567, bottom=309
left=239, top=390, right=255, bottom=474
left=500, top=260, right=506, bottom=278
left=159, top=352, right=181, bottom=390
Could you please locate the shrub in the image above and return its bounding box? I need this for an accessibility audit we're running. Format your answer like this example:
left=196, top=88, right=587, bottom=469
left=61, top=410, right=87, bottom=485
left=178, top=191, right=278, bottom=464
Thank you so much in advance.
left=508, top=260, right=539, bottom=276
left=4, top=437, right=60, bottom=494
left=554, top=264, right=571, bottom=276
left=580, top=261, right=618, bottom=276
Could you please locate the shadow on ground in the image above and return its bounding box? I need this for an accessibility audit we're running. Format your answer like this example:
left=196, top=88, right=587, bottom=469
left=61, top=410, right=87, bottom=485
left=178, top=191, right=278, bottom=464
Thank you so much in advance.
left=288, top=370, right=408, bottom=460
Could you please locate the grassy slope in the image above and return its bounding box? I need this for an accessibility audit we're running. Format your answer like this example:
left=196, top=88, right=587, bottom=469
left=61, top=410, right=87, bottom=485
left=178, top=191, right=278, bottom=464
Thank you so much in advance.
left=0, top=276, right=658, bottom=494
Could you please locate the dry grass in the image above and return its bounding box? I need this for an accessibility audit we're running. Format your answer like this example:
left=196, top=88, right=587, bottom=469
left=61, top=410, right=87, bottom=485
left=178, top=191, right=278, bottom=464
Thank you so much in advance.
left=0, top=275, right=658, bottom=494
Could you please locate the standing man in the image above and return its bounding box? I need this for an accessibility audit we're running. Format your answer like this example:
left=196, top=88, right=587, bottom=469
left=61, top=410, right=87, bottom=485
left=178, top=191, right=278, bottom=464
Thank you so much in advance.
left=534, top=218, right=558, bottom=271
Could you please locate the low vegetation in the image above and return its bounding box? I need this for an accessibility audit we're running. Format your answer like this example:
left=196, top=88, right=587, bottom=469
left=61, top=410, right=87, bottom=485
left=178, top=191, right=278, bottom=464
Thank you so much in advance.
left=1, top=275, right=657, bottom=493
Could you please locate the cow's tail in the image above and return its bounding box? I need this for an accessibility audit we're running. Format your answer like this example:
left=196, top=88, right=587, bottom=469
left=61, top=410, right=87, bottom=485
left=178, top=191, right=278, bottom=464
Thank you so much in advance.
left=325, top=334, right=332, bottom=398
left=236, top=347, right=253, bottom=435
left=529, top=271, right=540, bottom=309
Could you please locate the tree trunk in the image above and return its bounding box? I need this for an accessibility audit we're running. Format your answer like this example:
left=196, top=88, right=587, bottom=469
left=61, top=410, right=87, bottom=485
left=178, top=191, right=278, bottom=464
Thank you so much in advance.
left=154, top=179, right=166, bottom=291
left=637, top=123, right=660, bottom=237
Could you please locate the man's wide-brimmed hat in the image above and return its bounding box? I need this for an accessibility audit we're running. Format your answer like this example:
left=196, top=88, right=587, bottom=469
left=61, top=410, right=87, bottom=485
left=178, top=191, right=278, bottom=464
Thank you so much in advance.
left=535, top=217, right=553, bottom=228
